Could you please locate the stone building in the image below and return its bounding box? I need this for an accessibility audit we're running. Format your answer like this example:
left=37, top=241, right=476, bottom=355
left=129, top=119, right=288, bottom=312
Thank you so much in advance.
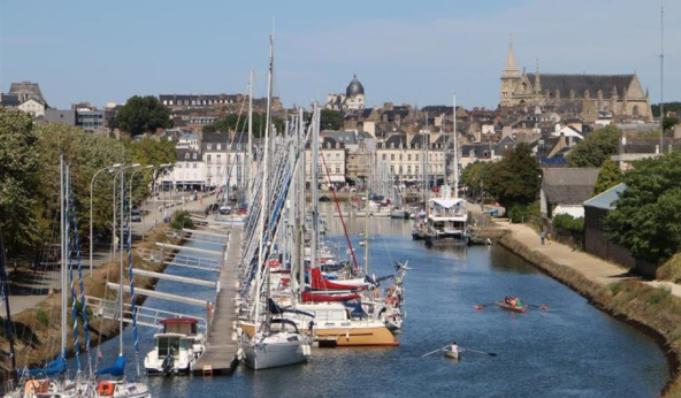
left=499, top=41, right=652, bottom=122
left=306, top=137, right=346, bottom=185
left=1, top=81, right=48, bottom=117
left=325, top=75, right=365, bottom=112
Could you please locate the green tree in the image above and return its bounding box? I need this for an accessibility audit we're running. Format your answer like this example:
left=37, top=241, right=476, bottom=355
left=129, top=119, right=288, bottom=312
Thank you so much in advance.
left=483, top=143, right=541, bottom=210
left=125, top=137, right=177, bottom=205
left=460, top=161, right=492, bottom=199
left=0, top=109, right=40, bottom=257
left=203, top=113, right=284, bottom=137
left=320, top=109, right=343, bottom=130
left=605, top=152, right=681, bottom=265
left=115, top=96, right=172, bottom=136
left=663, top=116, right=679, bottom=133
left=567, top=125, right=620, bottom=167
left=33, top=123, right=126, bottom=245
left=593, top=159, right=623, bottom=194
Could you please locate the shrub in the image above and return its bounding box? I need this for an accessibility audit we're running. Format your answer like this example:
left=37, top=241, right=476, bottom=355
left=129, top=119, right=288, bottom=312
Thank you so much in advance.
left=36, top=308, right=50, bottom=328
left=508, top=203, right=539, bottom=224
left=552, top=214, right=584, bottom=234
left=170, top=211, right=194, bottom=230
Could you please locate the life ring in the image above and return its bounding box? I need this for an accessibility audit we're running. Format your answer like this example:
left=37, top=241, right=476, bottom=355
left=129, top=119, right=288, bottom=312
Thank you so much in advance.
left=97, top=381, right=115, bottom=396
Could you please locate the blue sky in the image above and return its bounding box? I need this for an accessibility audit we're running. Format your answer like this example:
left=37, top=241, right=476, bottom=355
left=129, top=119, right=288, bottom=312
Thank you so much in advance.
left=1, top=0, right=678, bottom=109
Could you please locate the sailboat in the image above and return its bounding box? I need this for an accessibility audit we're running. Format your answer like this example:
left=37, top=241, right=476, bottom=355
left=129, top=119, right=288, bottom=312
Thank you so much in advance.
left=93, top=164, right=150, bottom=397
left=241, top=35, right=311, bottom=371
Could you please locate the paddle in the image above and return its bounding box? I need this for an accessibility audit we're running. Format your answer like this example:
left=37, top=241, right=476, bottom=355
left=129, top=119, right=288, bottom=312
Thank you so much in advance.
left=462, top=348, right=497, bottom=357
left=527, top=304, right=549, bottom=311
left=473, top=303, right=495, bottom=311
left=421, top=345, right=448, bottom=358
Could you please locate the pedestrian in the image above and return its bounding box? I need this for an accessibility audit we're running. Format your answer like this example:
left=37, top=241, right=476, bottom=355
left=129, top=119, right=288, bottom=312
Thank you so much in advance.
left=540, top=231, right=545, bottom=246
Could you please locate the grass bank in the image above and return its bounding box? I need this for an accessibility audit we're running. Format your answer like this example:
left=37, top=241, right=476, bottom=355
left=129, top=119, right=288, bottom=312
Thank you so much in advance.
left=0, top=224, right=183, bottom=379
left=498, top=231, right=681, bottom=398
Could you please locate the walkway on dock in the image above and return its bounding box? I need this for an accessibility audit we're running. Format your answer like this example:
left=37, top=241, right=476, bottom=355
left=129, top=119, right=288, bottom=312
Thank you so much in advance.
left=194, top=223, right=242, bottom=375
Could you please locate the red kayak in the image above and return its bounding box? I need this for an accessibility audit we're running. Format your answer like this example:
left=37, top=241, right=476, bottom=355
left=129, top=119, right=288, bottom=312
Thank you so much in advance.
left=495, top=301, right=527, bottom=313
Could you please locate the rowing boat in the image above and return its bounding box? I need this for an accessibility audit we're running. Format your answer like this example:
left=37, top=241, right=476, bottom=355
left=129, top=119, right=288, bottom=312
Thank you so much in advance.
left=443, top=349, right=459, bottom=360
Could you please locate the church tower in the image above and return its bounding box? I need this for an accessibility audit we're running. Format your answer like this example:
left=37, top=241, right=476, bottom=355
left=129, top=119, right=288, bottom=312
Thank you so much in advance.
left=500, top=37, right=522, bottom=107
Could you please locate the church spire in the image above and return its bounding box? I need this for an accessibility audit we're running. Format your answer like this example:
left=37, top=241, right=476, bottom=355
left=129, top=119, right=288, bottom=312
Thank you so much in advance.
left=534, top=58, right=542, bottom=94
left=502, top=34, right=520, bottom=78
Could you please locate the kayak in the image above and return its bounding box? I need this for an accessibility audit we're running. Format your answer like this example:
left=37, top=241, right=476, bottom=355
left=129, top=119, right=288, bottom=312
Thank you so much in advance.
left=495, top=301, right=526, bottom=313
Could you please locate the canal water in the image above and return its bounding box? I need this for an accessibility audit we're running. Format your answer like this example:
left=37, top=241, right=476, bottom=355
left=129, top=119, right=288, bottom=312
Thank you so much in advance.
left=85, top=215, right=669, bottom=397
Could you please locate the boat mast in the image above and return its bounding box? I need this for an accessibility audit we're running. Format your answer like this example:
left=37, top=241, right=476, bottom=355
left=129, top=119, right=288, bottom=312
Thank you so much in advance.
left=311, top=104, right=320, bottom=276
left=364, top=185, right=369, bottom=274
left=452, top=95, right=459, bottom=199
left=60, top=154, right=67, bottom=359
left=0, top=227, right=17, bottom=387
left=297, top=108, right=306, bottom=301
left=254, top=35, right=273, bottom=332
left=119, top=163, right=125, bottom=356
left=247, top=70, right=254, bottom=207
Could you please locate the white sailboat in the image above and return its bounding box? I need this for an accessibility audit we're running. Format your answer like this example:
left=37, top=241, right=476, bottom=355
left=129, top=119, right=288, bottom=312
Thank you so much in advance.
left=242, top=35, right=311, bottom=371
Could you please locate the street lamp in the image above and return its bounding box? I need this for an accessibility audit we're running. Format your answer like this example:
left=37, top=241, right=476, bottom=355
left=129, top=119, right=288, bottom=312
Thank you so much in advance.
left=111, top=163, right=141, bottom=264
left=89, top=163, right=121, bottom=276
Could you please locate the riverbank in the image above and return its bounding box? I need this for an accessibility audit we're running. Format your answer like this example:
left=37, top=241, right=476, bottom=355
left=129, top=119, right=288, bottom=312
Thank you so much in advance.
left=493, top=221, right=681, bottom=397
left=0, top=223, right=184, bottom=381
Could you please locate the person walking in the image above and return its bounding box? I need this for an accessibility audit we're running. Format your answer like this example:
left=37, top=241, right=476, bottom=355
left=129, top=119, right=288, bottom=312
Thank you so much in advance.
left=540, top=231, right=546, bottom=246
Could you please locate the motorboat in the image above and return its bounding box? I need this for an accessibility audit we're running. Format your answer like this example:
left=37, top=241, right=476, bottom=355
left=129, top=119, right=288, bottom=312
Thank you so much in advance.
left=144, top=318, right=205, bottom=375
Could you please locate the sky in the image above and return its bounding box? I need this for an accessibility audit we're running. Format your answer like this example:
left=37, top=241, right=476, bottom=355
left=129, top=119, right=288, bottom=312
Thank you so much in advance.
left=1, top=0, right=679, bottom=110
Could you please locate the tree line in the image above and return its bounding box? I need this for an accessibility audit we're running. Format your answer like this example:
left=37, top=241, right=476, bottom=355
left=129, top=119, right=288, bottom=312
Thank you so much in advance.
left=0, top=108, right=175, bottom=262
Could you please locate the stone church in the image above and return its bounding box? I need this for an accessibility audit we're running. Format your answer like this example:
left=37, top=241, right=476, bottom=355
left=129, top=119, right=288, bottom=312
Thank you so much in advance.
left=499, top=41, right=652, bottom=122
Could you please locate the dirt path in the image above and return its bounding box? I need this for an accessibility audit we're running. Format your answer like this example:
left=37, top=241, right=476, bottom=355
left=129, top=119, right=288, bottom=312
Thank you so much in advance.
left=496, top=220, right=681, bottom=299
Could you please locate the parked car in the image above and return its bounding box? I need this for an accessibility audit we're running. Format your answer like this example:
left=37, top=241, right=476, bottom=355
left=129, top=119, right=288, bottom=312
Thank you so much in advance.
left=131, top=208, right=142, bottom=222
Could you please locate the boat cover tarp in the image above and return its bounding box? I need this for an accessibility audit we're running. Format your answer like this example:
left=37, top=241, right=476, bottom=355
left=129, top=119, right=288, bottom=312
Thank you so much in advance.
left=301, top=291, right=360, bottom=302
left=310, top=268, right=368, bottom=291
left=96, top=355, right=126, bottom=377
left=429, top=198, right=465, bottom=209
left=23, top=356, right=66, bottom=377
left=267, top=298, right=314, bottom=318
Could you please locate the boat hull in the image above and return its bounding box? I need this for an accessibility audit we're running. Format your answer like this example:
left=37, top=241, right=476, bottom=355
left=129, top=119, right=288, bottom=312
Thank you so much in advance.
left=444, top=350, right=460, bottom=360
left=240, top=321, right=398, bottom=347
left=243, top=339, right=309, bottom=370
left=495, top=301, right=527, bottom=313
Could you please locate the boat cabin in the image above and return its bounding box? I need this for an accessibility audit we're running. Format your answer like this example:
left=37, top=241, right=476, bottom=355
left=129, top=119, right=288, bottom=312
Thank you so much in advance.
left=161, top=317, right=199, bottom=336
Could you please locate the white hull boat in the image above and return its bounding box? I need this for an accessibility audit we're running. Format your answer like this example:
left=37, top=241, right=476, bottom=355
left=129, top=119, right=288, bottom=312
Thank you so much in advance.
left=243, top=332, right=311, bottom=370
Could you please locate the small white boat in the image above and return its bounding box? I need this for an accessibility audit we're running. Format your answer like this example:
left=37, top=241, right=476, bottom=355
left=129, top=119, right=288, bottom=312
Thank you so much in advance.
left=144, top=318, right=205, bottom=376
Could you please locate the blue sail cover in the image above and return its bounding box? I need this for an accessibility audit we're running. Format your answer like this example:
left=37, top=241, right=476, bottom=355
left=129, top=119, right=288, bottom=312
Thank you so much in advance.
left=96, top=355, right=126, bottom=377
left=23, top=356, right=66, bottom=377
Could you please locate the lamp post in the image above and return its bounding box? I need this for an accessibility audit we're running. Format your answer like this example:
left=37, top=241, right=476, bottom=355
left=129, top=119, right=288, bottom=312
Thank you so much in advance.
left=89, top=163, right=120, bottom=276
left=111, top=164, right=141, bottom=264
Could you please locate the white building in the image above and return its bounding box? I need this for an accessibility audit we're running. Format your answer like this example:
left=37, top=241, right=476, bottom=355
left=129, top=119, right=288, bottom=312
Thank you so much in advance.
left=376, top=133, right=446, bottom=183
left=161, top=148, right=206, bottom=191
left=202, top=131, right=249, bottom=189
left=306, top=137, right=346, bottom=185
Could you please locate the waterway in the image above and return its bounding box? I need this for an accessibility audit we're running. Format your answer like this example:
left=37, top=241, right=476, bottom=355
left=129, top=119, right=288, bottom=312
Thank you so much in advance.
left=86, top=215, right=669, bottom=397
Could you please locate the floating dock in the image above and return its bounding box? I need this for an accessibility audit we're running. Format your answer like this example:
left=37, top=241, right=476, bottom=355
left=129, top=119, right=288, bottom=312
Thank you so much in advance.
left=193, top=224, right=242, bottom=375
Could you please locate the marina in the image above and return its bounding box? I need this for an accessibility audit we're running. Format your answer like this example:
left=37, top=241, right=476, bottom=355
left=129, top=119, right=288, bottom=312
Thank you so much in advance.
left=79, top=215, right=670, bottom=397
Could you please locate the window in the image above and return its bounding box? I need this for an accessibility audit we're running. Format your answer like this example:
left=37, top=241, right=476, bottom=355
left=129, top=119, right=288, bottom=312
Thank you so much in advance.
left=407, top=154, right=411, bottom=161
left=390, top=165, right=394, bottom=173
left=336, top=167, right=340, bottom=174
left=217, top=144, right=222, bottom=150
left=207, top=144, right=213, bottom=151
left=407, top=165, right=411, bottom=174
left=382, top=154, right=387, bottom=160
left=207, top=154, right=212, bottom=162
left=415, top=154, right=419, bottom=161
left=391, top=154, right=395, bottom=161
left=415, top=165, right=419, bottom=173
left=399, top=154, right=402, bottom=161
left=184, top=153, right=190, bottom=160
left=193, top=163, right=197, bottom=169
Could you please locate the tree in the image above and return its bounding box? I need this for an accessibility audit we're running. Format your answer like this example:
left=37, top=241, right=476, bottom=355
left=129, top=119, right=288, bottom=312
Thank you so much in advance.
left=320, top=109, right=343, bottom=130
left=593, top=159, right=622, bottom=194
left=203, top=112, right=284, bottom=137
left=483, top=143, right=541, bottom=210
left=126, top=137, right=177, bottom=204
left=460, top=161, right=493, bottom=199
left=605, top=152, right=681, bottom=265
left=0, top=109, right=40, bottom=257
left=115, top=96, right=171, bottom=136
left=663, top=116, right=679, bottom=133
left=567, top=125, right=620, bottom=167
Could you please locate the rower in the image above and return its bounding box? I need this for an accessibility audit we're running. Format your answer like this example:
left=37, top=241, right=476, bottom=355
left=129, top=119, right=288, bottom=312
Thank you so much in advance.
left=449, top=340, right=459, bottom=355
